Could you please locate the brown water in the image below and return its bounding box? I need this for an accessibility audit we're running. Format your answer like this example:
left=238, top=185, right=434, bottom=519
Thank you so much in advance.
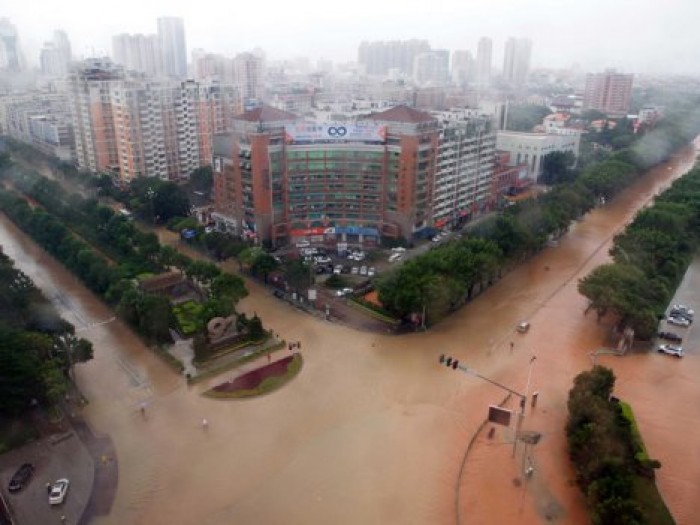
left=0, top=144, right=698, bottom=525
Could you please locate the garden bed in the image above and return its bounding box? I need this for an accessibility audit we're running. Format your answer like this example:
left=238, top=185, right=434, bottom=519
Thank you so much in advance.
left=204, top=353, right=302, bottom=398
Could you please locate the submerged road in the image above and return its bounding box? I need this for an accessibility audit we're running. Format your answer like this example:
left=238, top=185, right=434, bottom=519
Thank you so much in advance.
left=0, top=142, right=698, bottom=525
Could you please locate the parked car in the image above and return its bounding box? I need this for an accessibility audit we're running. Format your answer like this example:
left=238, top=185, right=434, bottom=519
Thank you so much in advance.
left=351, top=266, right=359, bottom=275
left=333, top=265, right=342, bottom=275
left=432, top=236, right=442, bottom=243
left=368, top=267, right=376, bottom=277
left=667, top=316, right=691, bottom=327
left=657, top=331, right=682, bottom=343
left=8, top=463, right=34, bottom=493
left=388, top=253, right=403, bottom=263
left=295, top=240, right=310, bottom=248
left=391, top=247, right=407, bottom=253
left=273, top=290, right=285, bottom=299
left=670, top=307, right=694, bottom=320
left=360, top=266, right=368, bottom=276
left=335, top=287, right=354, bottom=297
left=658, top=344, right=683, bottom=358
left=49, top=479, right=70, bottom=505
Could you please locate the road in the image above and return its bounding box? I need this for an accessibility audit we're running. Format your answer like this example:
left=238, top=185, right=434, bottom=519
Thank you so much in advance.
left=0, top=143, right=698, bottom=524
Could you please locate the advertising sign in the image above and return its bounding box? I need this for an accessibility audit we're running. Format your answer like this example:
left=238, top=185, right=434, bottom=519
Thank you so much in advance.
left=285, top=122, right=387, bottom=143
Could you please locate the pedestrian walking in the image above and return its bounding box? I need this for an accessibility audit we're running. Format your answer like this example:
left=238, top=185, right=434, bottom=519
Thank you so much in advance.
left=201, top=418, right=209, bottom=430
left=297, top=341, right=302, bottom=350
left=267, top=353, right=272, bottom=363
left=46, top=482, right=51, bottom=494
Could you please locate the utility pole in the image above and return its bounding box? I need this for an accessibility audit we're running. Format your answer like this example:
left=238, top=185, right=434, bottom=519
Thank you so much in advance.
left=438, top=354, right=536, bottom=458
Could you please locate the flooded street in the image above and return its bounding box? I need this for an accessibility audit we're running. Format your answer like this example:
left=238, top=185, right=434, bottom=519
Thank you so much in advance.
left=1, top=143, right=699, bottom=525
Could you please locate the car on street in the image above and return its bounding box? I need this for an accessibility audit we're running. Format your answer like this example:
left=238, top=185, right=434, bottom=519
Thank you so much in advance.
left=8, top=463, right=34, bottom=493
left=368, top=267, right=376, bottom=277
left=388, top=253, right=403, bottom=263
left=295, top=240, right=310, bottom=248
left=49, top=479, right=70, bottom=505
left=360, top=266, right=368, bottom=276
left=273, top=290, right=285, bottom=299
left=516, top=321, right=531, bottom=333
left=658, top=331, right=682, bottom=343
left=658, top=344, right=683, bottom=358
left=667, top=316, right=691, bottom=327
left=335, top=287, right=354, bottom=297
left=432, top=236, right=442, bottom=242
left=671, top=304, right=694, bottom=316
left=351, top=266, right=359, bottom=274
left=391, top=247, right=407, bottom=253
left=333, top=265, right=342, bottom=275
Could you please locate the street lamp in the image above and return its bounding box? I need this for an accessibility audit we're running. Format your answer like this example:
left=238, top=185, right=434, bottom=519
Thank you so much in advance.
left=439, top=354, right=536, bottom=458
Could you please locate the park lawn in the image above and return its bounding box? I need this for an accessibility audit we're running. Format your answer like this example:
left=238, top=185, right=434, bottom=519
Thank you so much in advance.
left=172, top=300, right=204, bottom=336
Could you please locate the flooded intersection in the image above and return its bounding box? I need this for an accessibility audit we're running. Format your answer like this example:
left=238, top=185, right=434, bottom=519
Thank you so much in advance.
left=1, top=145, right=699, bottom=524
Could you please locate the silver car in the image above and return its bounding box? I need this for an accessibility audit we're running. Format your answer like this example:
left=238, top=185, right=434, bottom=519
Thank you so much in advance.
left=658, top=344, right=683, bottom=358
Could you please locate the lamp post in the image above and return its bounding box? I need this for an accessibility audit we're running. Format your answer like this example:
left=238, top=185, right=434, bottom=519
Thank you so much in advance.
left=439, top=354, right=536, bottom=458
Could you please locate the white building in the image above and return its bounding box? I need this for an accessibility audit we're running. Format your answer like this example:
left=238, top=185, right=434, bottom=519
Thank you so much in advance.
left=413, top=50, right=449, bottom=86
left=496, top=130, right=580, bottom=182
left=503, top=38, right=532, bottom=86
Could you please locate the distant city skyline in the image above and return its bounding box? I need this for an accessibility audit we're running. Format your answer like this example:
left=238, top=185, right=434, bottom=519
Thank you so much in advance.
left=4, top=0, right=700, bottom=75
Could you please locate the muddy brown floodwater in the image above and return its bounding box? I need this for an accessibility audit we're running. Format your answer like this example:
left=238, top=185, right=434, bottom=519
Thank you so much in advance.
left=0, top=142, right=698, bottom=525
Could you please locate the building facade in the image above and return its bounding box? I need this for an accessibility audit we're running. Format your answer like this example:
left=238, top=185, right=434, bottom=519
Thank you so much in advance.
left=583, top=69, right=634, bottom=117
left=213, top=105, right=500, bottom=246
left=69, top=58, right=231, bottom=182
left=358, top=40, right=431, bottom=77
left=475, top=37, right=492, bottom=87
left=157, top=17, right=187, bottom=78
left=112, top=33, right=162, bottom=77
left=432, top=109, right=496, bottom=229
left=0, top=18, right=22, bottom=72
left=496, top=129, right=581, bottom=182
left=502, top=38, right=532, bottom=86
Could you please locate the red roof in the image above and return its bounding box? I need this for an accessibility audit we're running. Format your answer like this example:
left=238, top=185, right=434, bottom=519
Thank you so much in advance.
left=235, top=105, right=297, bottom=122
left=369, top=105, right=434, bottom=124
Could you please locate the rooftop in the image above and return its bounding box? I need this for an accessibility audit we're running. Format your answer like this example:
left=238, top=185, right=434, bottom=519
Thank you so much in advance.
left=369, top=105, right=435, bottom=124
left=235, top=105, right=297, bottom=123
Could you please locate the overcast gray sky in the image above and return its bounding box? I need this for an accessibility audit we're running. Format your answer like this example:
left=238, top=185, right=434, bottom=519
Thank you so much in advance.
left=5, top=0, right=700, bottom=75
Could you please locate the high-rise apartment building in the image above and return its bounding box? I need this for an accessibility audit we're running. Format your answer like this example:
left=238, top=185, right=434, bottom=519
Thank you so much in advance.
left=503, top=38, right=532, bottom=86
left=233, top=52, right=265, bottom=104
left=475, top=37, right=492, bottom=87
left=157, top=17, right=187, bottom=78
left=0, top=18, right=23, bottom=72
left=413, top=50, right=450, bottom=86
left=69, top=58, right=124, bottom=174
left=451, top=50, right=474, bottom=87
left=358, top=40, right=431, bottom=76
left=433, top=109, right=496, bottom=228
left=40, top=30, right=72, bottom=78
left=583, top=69, right=634, bottom=117
left=69, top=58, right=231, bottom=182
left=112, top=33, right=162, bottom=77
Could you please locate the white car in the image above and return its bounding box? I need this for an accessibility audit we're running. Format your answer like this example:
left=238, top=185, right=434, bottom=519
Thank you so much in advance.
left=351, top=266, right=359, bottom=275
left=672, top=304, right=694, bottom=316
left=360, top=266, right=368, bottom=276
left=333, top=265, right=342, bottom=275
left=49, top=479, right=70, bottom=505
left=391, top=247, right=407, bottom=253
left=335, top=287, right=354, bottom=297
left=658, top=344, right=683, bottom=358
left=388, top=253, right=403, bottom=263
left=667, top=316, right=690, bottom=327
left=368, top=267, right=376, bottom=277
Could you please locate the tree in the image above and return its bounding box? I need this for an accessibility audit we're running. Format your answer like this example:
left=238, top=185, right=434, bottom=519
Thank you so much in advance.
left=541, top=151, right=577, bottom=185
left=251, top=253, right=279, bottom=283
left=188, top=166, right=213, bottom=193
left=210, top=273, right=247, bottom=303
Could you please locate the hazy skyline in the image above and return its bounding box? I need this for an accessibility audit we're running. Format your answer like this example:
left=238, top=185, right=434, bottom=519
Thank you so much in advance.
left=5, top=0, right=700, bottom=75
